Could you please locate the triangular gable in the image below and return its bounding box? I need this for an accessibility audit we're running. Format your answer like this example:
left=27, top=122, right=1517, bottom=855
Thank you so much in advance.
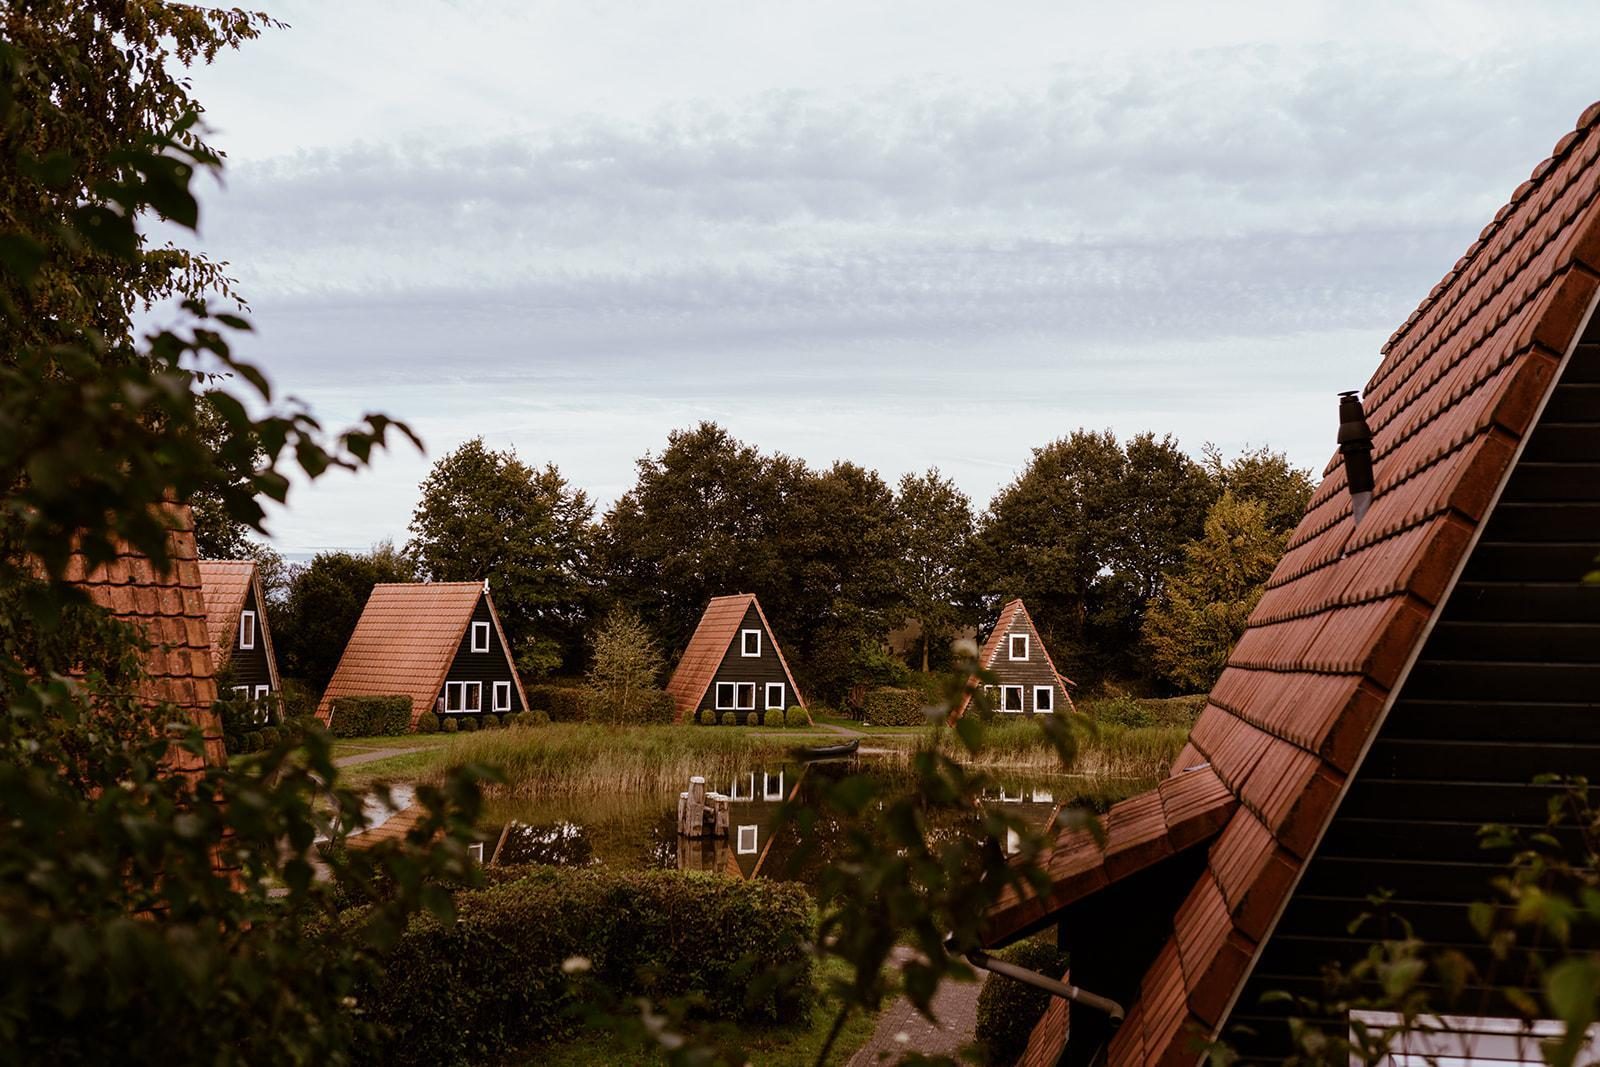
left=317, top=580, right=523, bottom=728
left=950, top=597, right=1076, bottom=720
left=665, top=593, right=806, bottom=723
left=1004, top=100, right=1600, bottom=1066
left=196, top=558, right=281, bottom=690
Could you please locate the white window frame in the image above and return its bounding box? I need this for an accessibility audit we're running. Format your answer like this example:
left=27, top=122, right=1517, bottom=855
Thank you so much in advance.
left=467, top=842, right=484, bottom=864
left=254, top=684, right=270, bottom=701
left=716, top=682, right=737, bottom=710
left=1350, top=1009, right=1600, bottom=1065
left=1000, top=685, right=1025, bottom=713
left=982, top=684, right=998, bottom=709
left=730, top=774, right=755, bottom=801
left=765, top=682, right=785, bottom=710
left=444, top=680, right=482, bottom=713
left=471, top=621, right=490, bottom=652
left=741, top=629, right=761, bottom=657
left=1033, top=685, right=1054, bottom=714
left=736, top=824, right=758, bottom=855
left=1008, top=632, right=1028, bottom=661
left=763, top=772, right=784, bottom=800
left=230, top=685, right=251, bottom=701
left=238, top=610, right=256, bottom=650
left=493, top=680, right=511, bottom=712
left=735, top=682, right=756, bottom=711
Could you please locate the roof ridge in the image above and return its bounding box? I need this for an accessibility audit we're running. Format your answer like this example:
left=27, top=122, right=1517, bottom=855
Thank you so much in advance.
left=1381, top=100, right=1600, bottom=358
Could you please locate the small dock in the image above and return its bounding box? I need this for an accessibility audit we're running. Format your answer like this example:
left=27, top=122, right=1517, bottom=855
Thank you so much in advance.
left=677, top=775, right=731, bottom=839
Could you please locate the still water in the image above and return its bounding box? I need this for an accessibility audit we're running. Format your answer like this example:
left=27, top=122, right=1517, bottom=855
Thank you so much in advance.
left=475, top=756, right=1120, bottom=887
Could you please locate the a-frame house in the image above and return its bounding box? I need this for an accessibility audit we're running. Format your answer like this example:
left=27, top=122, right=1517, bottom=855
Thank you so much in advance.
left=666, top=593, right=806, bottom=725
left=316, top=579, right=528, bottom=730
left=988, top=101, right=1600, bottom=1066
left=197, top=559, right=282, bottom=709
left=951, top=597, right=1076, bottom=719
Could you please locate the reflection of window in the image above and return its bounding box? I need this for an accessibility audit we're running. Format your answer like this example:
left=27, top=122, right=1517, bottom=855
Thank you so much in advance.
left=444, top=681, right=481, bottom=712
left=471, top=621, right=490, bottom=652
left=1006, top=828, right=1021, bottom=855
left=736, top=683, right=755, bottom=710
left=763, top=772, right=784, bottom=800
left=493, top=680, right=511, bottom=711
left=1033, top=686, right=1053, bottom=713
left=467, top=842, right=484, bottom=864
left=716, top=682, right=736, bottom=709
left=737, top=825, right=758, bottom=854
left=1001, top=686, right=1024, bottom=712
left=1008, top=633, right=1028, bottom=660
left=730, top=774, right=755, bottom=800
left=1348, top=1010, right=1598, bottom=1065
left=239, top=610, right=256, bottom=650
left=741, top=629, right=761, bottom=657
left=765, top=682, right=785, bottom=710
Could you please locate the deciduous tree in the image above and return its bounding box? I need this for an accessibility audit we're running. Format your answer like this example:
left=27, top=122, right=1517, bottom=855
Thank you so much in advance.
left=585, top=607, right=665, bottom=721
left=406, top=438, right=596, bottom=677
left=276, top=543, right=417, bottom=691
left=895, top=469, right=976, bottom=671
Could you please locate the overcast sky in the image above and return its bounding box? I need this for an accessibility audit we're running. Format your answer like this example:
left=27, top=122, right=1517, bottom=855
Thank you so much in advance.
left=173, top=0, right=1600, bottom=558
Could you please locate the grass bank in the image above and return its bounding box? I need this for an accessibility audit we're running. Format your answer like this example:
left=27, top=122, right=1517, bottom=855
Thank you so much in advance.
left=428, top=724, right=806, bottom=797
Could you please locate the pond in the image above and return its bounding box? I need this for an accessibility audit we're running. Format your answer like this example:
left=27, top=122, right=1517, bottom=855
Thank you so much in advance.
left=473, top=754, right=1129, bottom=888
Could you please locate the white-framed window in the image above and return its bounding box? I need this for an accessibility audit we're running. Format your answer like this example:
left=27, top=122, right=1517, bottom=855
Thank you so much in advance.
left=730, top=774, right=755, bottom=801
left=741, top=629, right=761, bottom=657
left=467, top=842, right=484, bottom=864
left=763, top=772, right=784, bottom=800
left=1349, top=1010, right=1600, bottom=1065
left=1001, top=685, right=1024, bottom=713
left=444, top=680, right=482, bottom=713
left=765, top=682, right=785, bottom=710
left=254, top=684, right=270, bottom=701
left=239, top=610, right=256, bottom=650
left=716, top=682, right=737, bottom=710
left=1033, top=685, right=1054, bottom=713
left=493, top=680, right=511, bottom=711
left=230, top=685, right=251, bottom=701
left=1008, top=632, right=1028, bottom=660
left=982, top=684, right=998, bottom=709
left=736, top=682, right=755, bottom=710
left=736, top=825, right=758, bottom=854
left=471, top=621, right=490, bottom=652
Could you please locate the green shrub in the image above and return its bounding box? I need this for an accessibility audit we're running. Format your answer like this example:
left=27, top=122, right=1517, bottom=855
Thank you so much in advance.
left=326, top=695, right=412, bottom=738
left=696, top=707, right=715, bottom=725
left=458, top=715, right=480, bottom=733
left=442, top=717, right=460, bottom=734
left=347, top=867, right=815, bottom=1065
left=526, top=709, right=550, bottom=727
left=719, top=711, right=737, bottom=726
left=786, top=705, right=809, bottom=725
left=529, top=684, right=587, bottom=723
left=861, top=687, right=927, bottom=726
left=481, top=714, right=502, bottom=730
left=414, top=710, right=440, bottom=735
left=763, top=708, right=787, bottom=727
left=1082, top=694, right=1204, bottom=730
left=975, top=938, right=1071, bottom=1066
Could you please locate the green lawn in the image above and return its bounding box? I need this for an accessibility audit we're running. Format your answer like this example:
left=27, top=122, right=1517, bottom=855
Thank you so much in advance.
left=534, top=958, right=892, bottom=1067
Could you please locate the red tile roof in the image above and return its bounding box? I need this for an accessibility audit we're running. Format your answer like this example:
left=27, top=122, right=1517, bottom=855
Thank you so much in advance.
left=1003, top=100, right=1600, bottom=1065
left=64, top=506, right=227, bottom=777
left=195, top=558, right=280, bottom=688
left=664, top=593, right=806, bottom=723
left=950, top=597, right=1076, bottom=720
left=315, top=581, right=526, bottom=728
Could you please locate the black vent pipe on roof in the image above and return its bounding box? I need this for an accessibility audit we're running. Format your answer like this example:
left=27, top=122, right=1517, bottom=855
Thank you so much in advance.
left=1338, top=390, right=1375, bottom=528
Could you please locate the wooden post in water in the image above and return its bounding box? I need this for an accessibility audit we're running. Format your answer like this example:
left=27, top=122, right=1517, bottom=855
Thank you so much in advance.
left=678, top=777, right=731, bottom=840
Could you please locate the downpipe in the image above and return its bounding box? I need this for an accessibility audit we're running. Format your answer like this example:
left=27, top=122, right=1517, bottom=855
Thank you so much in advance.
left=957, top=944, right=1125, bottom=1026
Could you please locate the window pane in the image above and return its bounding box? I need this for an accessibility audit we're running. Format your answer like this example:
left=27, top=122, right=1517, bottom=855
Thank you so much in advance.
left=466, top=683, right=480, bottom=711
left=737, top=683, right=755, bottom=710
left=766, top=683, right=784, bottom=709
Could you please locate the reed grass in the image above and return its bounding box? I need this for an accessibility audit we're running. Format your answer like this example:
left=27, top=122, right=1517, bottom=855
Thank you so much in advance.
left=429, top=724, right=800, bottom=797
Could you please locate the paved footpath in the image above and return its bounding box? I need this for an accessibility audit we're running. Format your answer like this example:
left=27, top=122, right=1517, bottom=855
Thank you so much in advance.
left=847, top=948, right=986, bottom=1065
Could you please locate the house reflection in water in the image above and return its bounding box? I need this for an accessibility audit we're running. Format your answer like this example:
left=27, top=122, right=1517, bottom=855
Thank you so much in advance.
left=980, top=784, right=1060, bottom=856
left=679, top=766, right=798, bottom=879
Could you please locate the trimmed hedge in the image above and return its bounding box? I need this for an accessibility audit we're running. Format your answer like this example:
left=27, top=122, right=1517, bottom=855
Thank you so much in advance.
left=528, top=683, right=587, bottom=723
left=348, top=867, right=815, bottom=1066
left=326, top=695, right=412, bottom=738
left=585, top=687, right=677, bottom=726
left=975, top=938, right=1070, bottom=1066
left=414, top=710, right=440, bottom=734
left=860, top=686, right=927, bottom=726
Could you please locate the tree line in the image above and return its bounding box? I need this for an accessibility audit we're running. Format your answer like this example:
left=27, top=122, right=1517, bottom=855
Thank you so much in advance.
left=215, top=422, right=1312, bottom=703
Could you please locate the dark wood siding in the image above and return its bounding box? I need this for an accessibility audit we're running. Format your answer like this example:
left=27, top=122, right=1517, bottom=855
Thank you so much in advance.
left=1224, top=331, right=1600, bottom=1058
left=439, top=594, right=523, bottom=713
left=986, top=611, right=1067, bottom=715
left=700, top=604, right=792, bottom=722
left=224, top=585, right=275, bottom=694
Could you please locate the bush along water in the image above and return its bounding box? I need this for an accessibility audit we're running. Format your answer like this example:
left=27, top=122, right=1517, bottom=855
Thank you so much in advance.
left=974, top=938, right=1070, bottom=1066
left=860, top=686, right=928, bottom=726
left=345, top=866, right=815, bottom=1066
